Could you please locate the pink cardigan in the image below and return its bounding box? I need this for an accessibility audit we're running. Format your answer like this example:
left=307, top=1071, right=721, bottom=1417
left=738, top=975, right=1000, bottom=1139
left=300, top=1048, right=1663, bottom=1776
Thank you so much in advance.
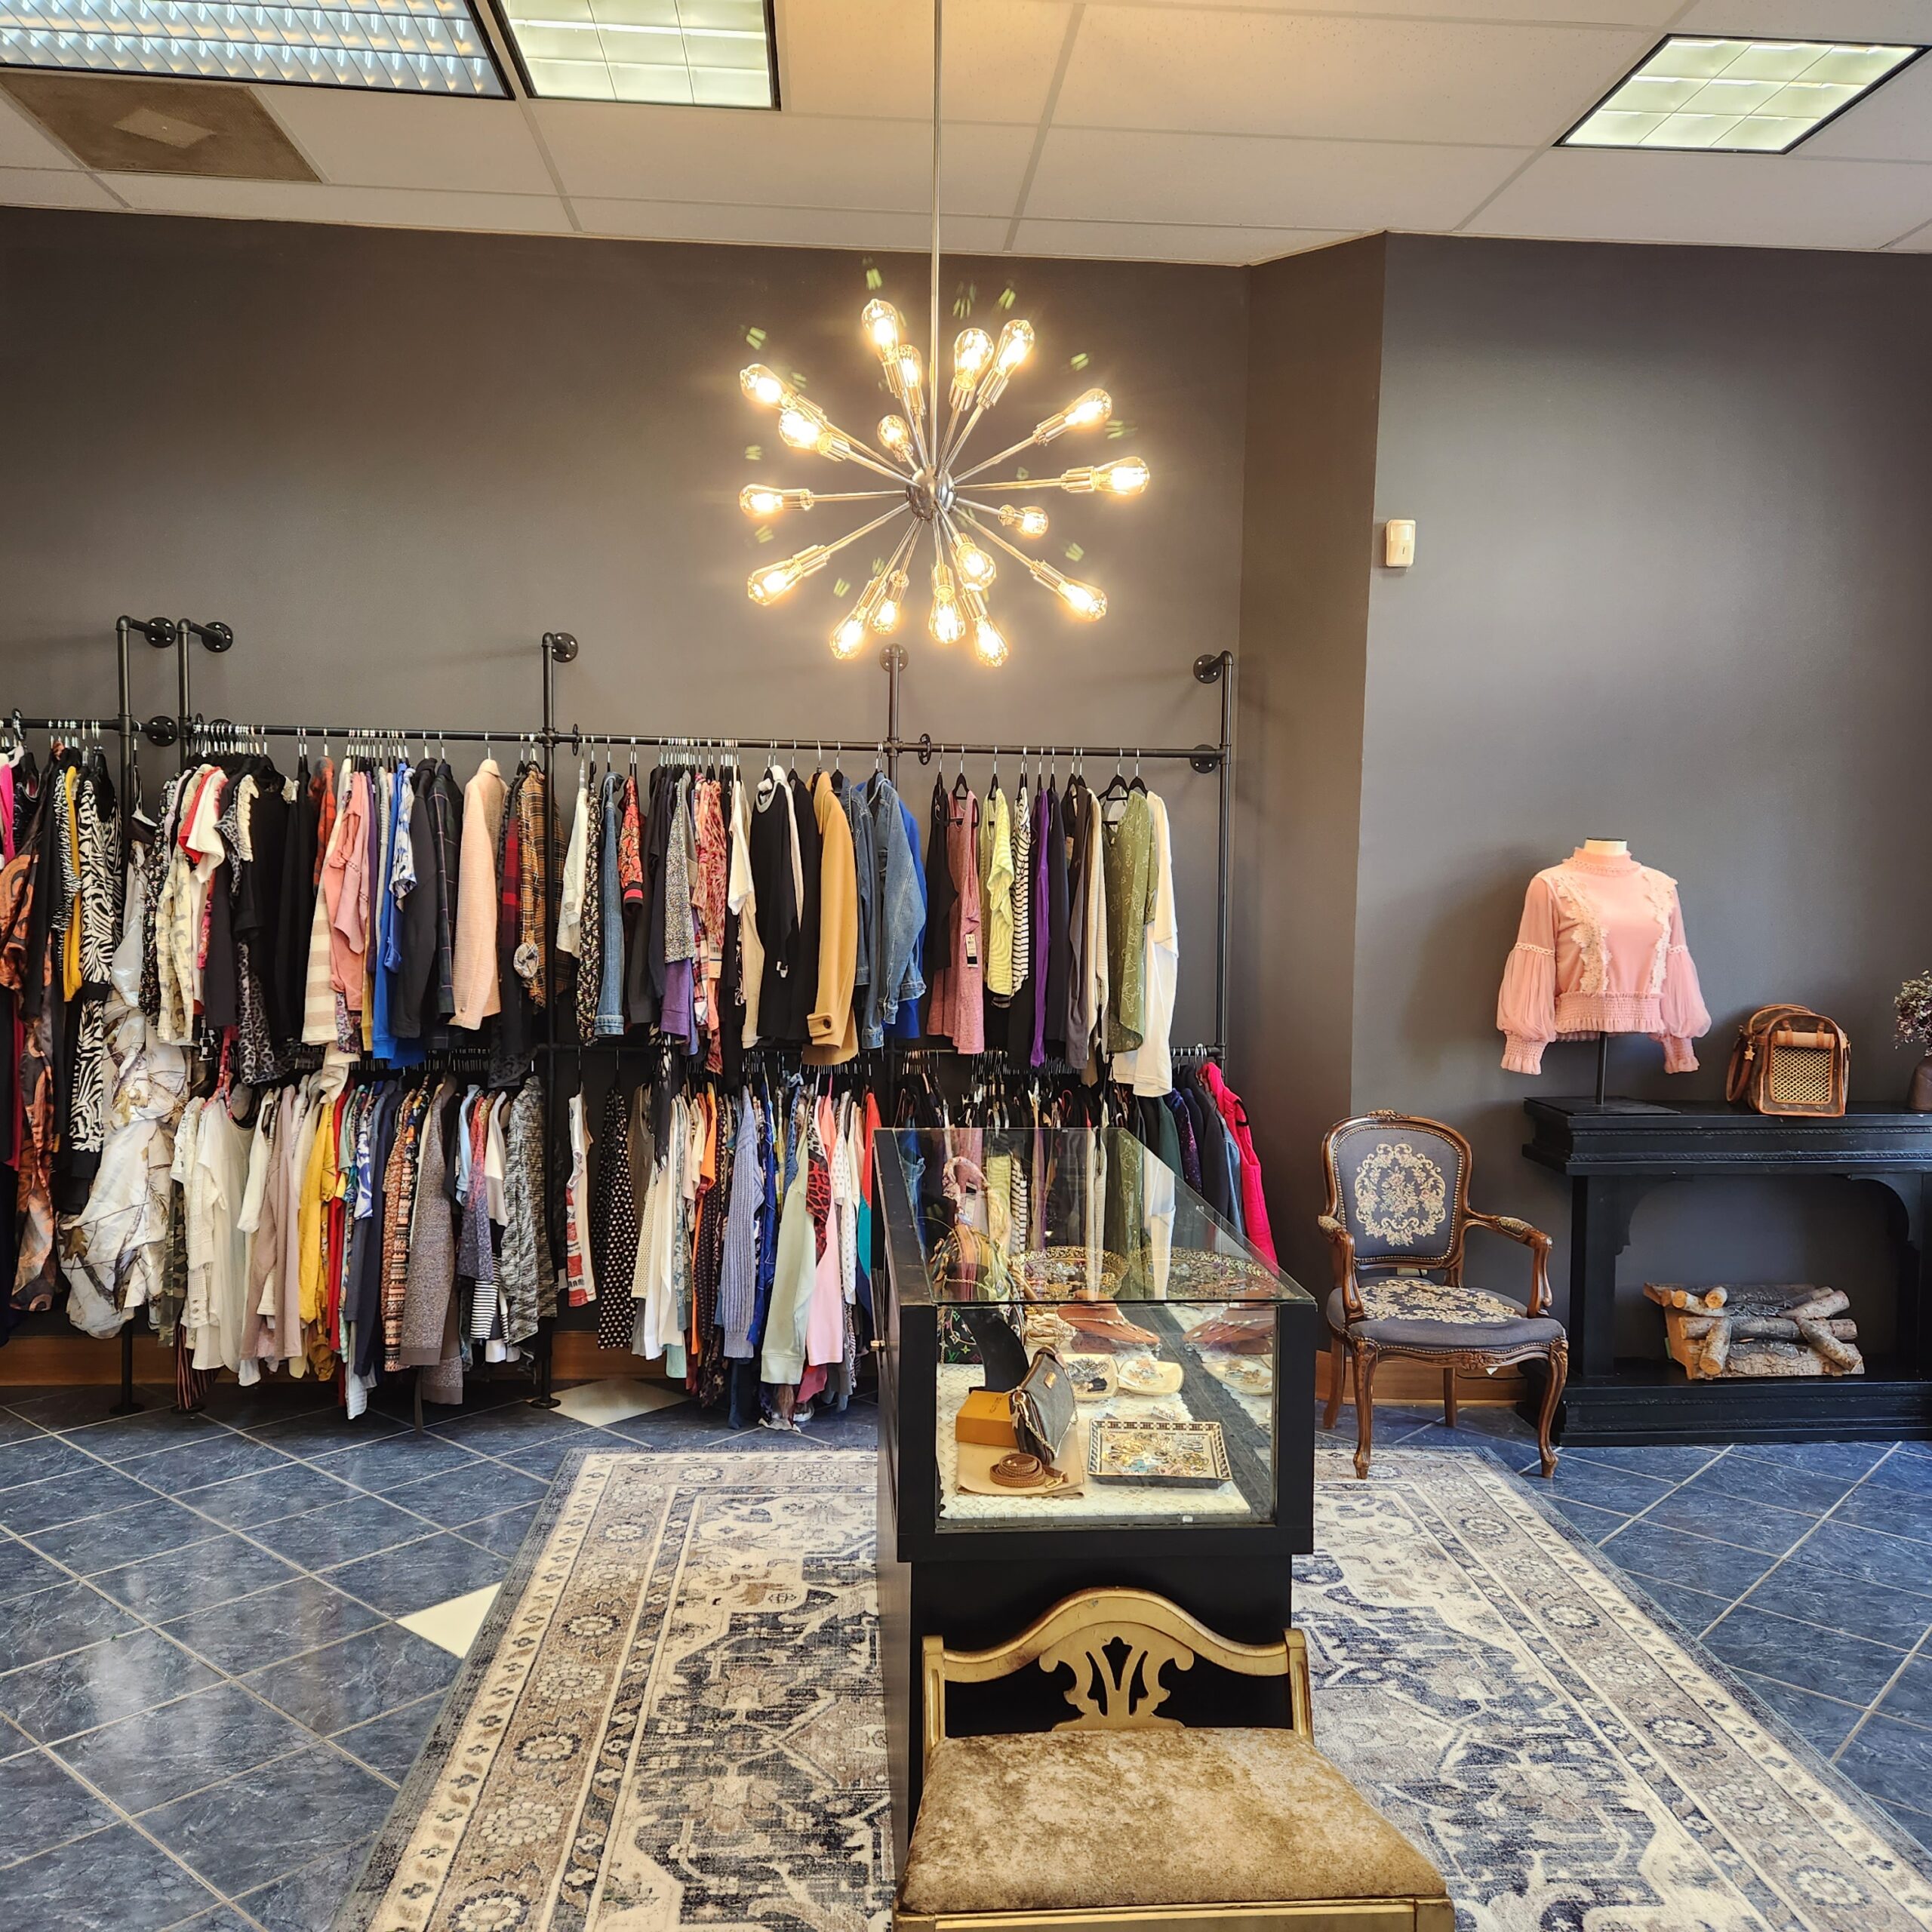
left=1498, top=849, right=1709, bottom=1075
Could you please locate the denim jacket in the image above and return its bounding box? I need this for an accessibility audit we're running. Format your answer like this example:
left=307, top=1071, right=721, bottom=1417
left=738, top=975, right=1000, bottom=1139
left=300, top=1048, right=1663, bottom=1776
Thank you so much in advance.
left=860, top=774, right=926, bottom=1049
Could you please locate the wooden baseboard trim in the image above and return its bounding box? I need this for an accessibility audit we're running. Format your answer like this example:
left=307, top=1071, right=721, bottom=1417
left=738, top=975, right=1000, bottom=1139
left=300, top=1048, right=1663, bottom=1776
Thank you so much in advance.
left=3, top=1330, right=1528, bottom=1407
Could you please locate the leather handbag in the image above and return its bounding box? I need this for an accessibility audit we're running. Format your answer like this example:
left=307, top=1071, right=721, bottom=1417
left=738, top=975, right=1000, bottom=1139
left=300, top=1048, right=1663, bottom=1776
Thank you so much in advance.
left=1010, top=1349, right=1078, bottom=1471
left=1726, top=1005, right=1850, bottom=1118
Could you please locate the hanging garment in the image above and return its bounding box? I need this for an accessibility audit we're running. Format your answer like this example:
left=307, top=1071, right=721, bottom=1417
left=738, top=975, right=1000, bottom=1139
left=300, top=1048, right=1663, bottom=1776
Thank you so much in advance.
left=593, top=1082, right=641, bottom=1351
left=804, top=771, right=857, bottom=1066
left=1199, top=1062, right=1275, bottom=1266
left=926, top=784, right=984, bottom=1054
left=451, top=757, right=507, bottom=1030
left=750, top=764, right=803, bottom=1046
left=1119, top=789, right=1177, bottom=1094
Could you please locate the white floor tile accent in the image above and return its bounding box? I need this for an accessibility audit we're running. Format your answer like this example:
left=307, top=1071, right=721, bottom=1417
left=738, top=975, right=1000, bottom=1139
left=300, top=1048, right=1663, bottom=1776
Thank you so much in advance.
left=401, top=1583, right=502, bottom=1657
left=554, top=1377, right=688, bottom=1428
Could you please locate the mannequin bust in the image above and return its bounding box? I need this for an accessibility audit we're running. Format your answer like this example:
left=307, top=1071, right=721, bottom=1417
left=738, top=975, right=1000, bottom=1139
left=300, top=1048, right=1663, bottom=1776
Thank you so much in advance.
left=1583, top=838, right=1629, bottom=857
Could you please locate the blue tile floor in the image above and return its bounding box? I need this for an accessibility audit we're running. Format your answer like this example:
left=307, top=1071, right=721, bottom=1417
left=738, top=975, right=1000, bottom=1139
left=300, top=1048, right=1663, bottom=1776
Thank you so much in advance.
left=1335, top=1401, right=1932, bottom=1860
left=0, top=1374, right=875, bottom=1930
left=2, top=1373, right=1927, bottom=1929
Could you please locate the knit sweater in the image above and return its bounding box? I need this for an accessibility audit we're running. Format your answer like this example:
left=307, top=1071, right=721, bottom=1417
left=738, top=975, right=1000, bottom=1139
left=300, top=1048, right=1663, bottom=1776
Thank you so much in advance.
left=1497, top=848, right=1710, bottom=1075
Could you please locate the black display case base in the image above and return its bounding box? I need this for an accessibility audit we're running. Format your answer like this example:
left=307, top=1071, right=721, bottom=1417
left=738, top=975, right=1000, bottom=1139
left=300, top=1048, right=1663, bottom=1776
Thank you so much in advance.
left=1522, top=1359, right=1932, bottom=1445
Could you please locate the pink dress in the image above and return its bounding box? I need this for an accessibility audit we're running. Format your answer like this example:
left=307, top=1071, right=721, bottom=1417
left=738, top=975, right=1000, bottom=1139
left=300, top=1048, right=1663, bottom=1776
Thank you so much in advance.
left=1497, top=848, right=1709, bottom=1075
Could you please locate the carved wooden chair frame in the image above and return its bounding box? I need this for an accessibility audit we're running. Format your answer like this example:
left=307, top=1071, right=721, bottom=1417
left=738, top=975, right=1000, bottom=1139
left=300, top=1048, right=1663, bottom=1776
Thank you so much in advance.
left=1318, top=1111, right=1567, bottom=1480
left=901, top=1589, right=1453, bottom=1932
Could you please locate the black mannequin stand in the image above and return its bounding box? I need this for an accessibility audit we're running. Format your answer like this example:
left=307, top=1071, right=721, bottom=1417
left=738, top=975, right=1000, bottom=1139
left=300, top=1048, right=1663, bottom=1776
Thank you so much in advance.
left=1581, top=1033, right=1673, bottom=1115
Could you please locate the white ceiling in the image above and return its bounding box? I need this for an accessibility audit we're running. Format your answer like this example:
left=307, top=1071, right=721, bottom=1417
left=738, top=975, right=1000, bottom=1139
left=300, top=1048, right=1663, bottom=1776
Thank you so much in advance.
left=2, top=0, right=1931, bottom=261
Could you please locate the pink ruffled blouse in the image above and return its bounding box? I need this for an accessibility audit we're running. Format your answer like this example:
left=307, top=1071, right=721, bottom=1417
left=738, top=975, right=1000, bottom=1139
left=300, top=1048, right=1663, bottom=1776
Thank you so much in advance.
left=1497, top=848, right=1710, bottom=1075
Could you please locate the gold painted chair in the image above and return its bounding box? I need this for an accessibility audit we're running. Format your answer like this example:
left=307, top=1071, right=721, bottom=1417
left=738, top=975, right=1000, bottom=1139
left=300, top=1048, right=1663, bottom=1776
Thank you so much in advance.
left=894, top=1589, right=1453, bottom=1932
left=1318, top=1112, right=1567, bottom=1480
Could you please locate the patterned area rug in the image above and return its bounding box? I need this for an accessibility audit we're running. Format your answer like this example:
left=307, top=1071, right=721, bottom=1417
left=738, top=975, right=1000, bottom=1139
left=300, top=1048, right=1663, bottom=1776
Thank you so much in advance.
left=337, top=1445, right=1932, bottom=1932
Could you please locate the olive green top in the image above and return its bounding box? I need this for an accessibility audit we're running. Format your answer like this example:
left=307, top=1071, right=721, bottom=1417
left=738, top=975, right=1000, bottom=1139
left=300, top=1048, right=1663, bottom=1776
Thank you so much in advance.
left=1100, top=789, right=1155, bottom=1054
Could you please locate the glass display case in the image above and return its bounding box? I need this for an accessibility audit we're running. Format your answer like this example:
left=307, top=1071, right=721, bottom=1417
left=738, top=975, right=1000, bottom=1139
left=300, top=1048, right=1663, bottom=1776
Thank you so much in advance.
left=873, top=1123, right=1317, bottom=1857
left=891, top=1124, right=1299, bottom=1531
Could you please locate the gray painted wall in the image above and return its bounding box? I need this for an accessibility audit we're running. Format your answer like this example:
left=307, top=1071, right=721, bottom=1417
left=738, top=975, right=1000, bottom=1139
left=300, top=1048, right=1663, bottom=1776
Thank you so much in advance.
left=1233, top=236, right=1384, bottom=1294
left=1352, top=233, right=1932, bottom=1340
left=0, top=206, right=1247, bottom=1048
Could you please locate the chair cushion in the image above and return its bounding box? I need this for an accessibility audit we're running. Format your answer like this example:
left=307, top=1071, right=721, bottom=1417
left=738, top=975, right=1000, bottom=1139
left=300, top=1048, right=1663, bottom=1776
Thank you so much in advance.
left=1327, top=1282, right=1564, bottom=1355
left=900, top=1727, right=1445, bottom=1915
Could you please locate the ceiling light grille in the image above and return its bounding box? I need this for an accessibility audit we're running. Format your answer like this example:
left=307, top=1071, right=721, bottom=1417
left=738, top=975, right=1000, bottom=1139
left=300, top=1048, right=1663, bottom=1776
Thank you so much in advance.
left=0, top=0, right=506, bottom=95
left=1563, top=35, right=1921, bottom=153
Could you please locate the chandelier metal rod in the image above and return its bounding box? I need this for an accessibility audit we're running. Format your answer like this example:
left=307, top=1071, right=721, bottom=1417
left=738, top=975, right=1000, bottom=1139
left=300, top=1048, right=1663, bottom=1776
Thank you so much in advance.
left=955, top=505, right=1041, bottom=575
left=953, top=476, right=1070, bottom=495
left=930, top=0, right=943, bottom=423
left=952, top=430, right=1040, bottom=485
left=817, top=504, right=915, bottom=562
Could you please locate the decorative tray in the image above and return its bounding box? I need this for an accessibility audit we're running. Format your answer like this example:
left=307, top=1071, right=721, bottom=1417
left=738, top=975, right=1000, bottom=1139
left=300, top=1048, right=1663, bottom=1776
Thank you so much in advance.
left=1087, top=1417, right=1231, bottom=1487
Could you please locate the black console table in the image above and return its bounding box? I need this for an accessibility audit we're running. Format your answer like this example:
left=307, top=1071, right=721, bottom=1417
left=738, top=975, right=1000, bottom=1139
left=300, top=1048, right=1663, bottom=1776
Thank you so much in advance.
left=1522, top=1100, right=1932, bottom=1445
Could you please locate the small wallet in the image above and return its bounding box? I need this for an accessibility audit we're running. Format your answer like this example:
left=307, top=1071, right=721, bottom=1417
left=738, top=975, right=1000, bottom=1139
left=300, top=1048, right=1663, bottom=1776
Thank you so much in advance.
left=1010, top=1349, right=1077, bottom=1471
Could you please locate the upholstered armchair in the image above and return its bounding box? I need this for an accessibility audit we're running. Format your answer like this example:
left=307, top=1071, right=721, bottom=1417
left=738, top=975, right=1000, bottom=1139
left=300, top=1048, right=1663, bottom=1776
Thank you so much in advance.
left=1318, top=1112, right=1567, bottom=1478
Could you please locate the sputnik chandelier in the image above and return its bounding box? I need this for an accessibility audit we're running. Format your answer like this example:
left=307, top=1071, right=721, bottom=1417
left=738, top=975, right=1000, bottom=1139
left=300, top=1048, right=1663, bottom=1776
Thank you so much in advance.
left=732, top=0, right=1149, bottom=668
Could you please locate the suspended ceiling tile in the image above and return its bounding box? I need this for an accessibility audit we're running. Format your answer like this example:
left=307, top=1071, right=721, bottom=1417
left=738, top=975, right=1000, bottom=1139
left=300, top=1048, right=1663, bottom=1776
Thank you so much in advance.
left=531, top=101, right=1032, bottom=214
left=0, top=71, right=315, bottom=177
left=1672, top=0, right=1932, bottom=38
left=1026, top=127, right=1527, bottom=230
left=1802, top=54, right=1932, bottom=162
left=1009, top=217, right=1359, bottom=265
left=100, top=173, right=574, bottom=232
left=1887, top=216, right=1932, bottom=249
left=0, top=88, right=77, bottom=168
left=0, top=163, right=118, bottom=208
left=253, top=88, right=557, bottom=193
left=1467, top=147, right=1932, bottom=248
left=779, top=0, right=1071, bottom=124
left=571, top=195, right=1008, bottom=250
left=1051, top=9, right=1653, bottom=146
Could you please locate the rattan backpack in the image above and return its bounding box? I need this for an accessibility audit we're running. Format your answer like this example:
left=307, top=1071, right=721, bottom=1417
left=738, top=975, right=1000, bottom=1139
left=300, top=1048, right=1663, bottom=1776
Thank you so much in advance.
left=1725, top=1005, right=1849, bottom=1118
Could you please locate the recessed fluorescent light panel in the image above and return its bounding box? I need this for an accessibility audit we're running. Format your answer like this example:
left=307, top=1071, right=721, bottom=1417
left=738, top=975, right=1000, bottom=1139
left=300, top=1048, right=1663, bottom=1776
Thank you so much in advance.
left=1564, top=35, right=1921, bottom=152
left=497, top=0, right=775, bottom=106
left=0, top=0, right=506, bottom=94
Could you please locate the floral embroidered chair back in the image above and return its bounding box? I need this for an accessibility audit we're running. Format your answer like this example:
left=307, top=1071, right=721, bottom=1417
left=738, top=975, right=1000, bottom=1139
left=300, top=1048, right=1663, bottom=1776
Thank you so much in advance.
left=1323, top=1115, right=1470, bottom=1275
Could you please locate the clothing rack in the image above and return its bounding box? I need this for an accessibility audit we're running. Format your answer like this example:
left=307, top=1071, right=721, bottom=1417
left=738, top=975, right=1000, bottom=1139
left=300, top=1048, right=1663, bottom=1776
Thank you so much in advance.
left=23, top=623, right=1237, bottom=1423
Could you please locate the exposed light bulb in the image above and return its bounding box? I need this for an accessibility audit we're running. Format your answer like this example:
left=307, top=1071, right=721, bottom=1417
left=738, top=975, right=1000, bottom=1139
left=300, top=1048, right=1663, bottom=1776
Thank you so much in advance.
left=871, top=568, right=909, bottom=632
left=740, top=363, right=790, bottom=409
left=977, top=318, right=1034, bottom=408
left=973, top=612, right=1010, bottom=667
left=995, top=318, right=1034, bottom=374
left=746, top=544, right=830, bottom=605
left=1027, top=557, right=1106, bottom=620
left=779, top=406, right=823, bottom=451
left=929, top=563, right=964, bottom=645
left=998, top=504, right=1050, bottom=539
left=862, top=299, right=904, bottom=355
left=894, top=344, right=925, bottom=413
left=950, top=327, right=993, bottom=410
left=740, top=485, right=814, bottom=518
left=830, top=614, right=868, bottom=660
left=878, top=414, right=912, bottom=459
left=954, top=538, right=995, bottom=590
left=1059, top=457, right=1150, bottom=497
left=1034, top=386, right=1112, bottom=445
